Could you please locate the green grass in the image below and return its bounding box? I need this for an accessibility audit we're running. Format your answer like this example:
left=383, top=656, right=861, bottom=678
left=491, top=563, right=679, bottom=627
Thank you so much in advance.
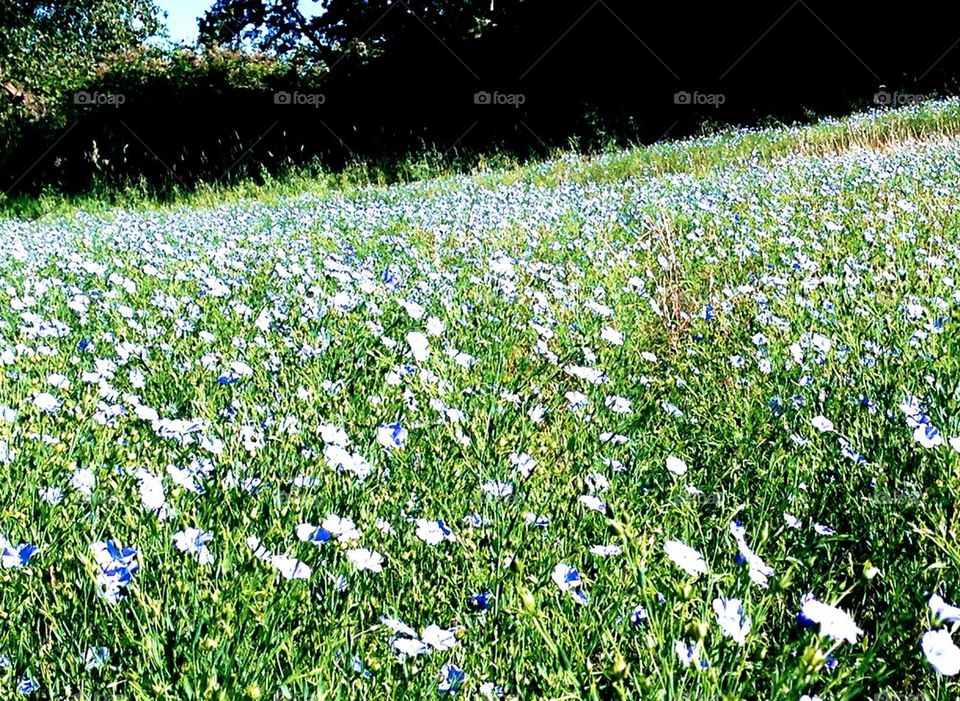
left=1, top=99, right=960, bottom=699
left=5, top=98, right=960, bottom=221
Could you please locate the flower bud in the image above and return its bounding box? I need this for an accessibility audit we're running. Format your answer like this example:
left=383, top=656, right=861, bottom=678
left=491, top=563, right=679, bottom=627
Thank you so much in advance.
left=610, top=651, right=628, bottom=680
left=519, top=587, right=536, bottom=614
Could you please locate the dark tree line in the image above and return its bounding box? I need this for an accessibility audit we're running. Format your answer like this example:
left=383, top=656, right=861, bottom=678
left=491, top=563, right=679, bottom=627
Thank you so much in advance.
left=2, top=0, right=960, bottom=195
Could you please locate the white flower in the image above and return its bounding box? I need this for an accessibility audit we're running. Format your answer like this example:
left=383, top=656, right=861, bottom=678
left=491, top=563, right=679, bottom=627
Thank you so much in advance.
left=551, top=563, right=582, bottom=591
left=600, top=326, right=624, bottom=345
left=319, top=423, right=350, bottom=446
left=226, top=361, right=253, bottom=379
left=0, top=536, right=37, bottom=569
left=267, top=554, right=312, bottom=580
left=524, top=513, right=550, bottom=527
left=666, top=456, right=688, bottom=476
left=914, top=422, right=943, bottom=449
left=447, top=347, right=475, bottom=368
left=923, top=629, right=960, bottom=676
left=729, top=521, right=774, bottom=588
left=47, top=373, right=69, bottom=389
left=565, top=365, right=606, bottom=385
left=83, top=646, right=110, bottom=671
left=578, top=494, right=606, bottom=513
left=398, top=299, right=425, bottom=320
left=663, top=539, right=708, bottom=577
left=376, top=422, right=407, bottom=450
left=509, top=452, right=536, bottom=478
left=798, top=594, right=862, bottom=643
left=69, top=467, right=96, bottom=497
left=811, top=415, right=834, bottom=433
left=905, top=303, right=925, bottom=320
left=590, top=544, right=622, bottom=557
left=481, top=480, right=513, bottom=498
left=380, top=616, right=418, bottom=638
left=565, top=391, right=589, bottom=410
left=346, top=548, right=383, bottom=573
left=929, top=594, right=960, bottom=624
left=585, top=472, right=608, bottom=492
left=713, top=597, right=750, bottom=645
left=90, top=540, right=138, bottom=604
left=811, top=333, right=832, bottom=353
left=415, top=519, right=456, bottom=545
left=33, top=392, right=61, bottom=413
left=39, top=486, right=63, bottom=505
left=324, top=444, right=373, bottom=481
left=172, top=528, right=214, bottom=565
left=587, top=300, right=613, bottom=317
left=129, top=368, right=145, bottom=389
left=246, top=536, right=311, bottom=580
left=406, top=331, right=430, bottom=362
left=674, top=640, right=698, bottom=667
left=392, top=638, right=429, bottom=657
left=605, top=395, right=632, bottom=414
left=420, top=625, right=457, bottom=651
left=479, top=681, right=503, bottom=699
left=321, top=514, right=361, bottom=543
left=135, top=469, right=167, bottom=515
left=134, top=404, right=159, bottom=422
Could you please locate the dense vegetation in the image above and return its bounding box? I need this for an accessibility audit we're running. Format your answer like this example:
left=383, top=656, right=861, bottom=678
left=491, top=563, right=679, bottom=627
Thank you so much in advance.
left=4, top=0, right=960, bottom=197
left=1, top=100, right=960, bottom=699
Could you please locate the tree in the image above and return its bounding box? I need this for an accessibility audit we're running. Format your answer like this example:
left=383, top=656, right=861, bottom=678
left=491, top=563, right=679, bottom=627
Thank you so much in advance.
left=199, top=0, right=514, bottom=66
left=0, top=0, right=163, bottom=120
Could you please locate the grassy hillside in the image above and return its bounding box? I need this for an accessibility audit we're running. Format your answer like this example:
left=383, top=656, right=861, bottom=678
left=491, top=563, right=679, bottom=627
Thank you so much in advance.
left=1, top=100, right=959, bottom=699
left=5, top=97, right=960, bottom=221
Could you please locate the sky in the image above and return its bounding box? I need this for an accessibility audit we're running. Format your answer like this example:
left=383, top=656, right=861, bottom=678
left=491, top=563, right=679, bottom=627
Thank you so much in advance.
left=154, top=0, right=325, bottom=45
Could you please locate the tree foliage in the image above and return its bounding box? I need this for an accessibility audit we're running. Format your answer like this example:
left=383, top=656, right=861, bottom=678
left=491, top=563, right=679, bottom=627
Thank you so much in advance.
left=0, top=0, right=163, bottom=113
left=4, top=0, right=960, bottom=198
left=198, top=0, right=516, bottom=66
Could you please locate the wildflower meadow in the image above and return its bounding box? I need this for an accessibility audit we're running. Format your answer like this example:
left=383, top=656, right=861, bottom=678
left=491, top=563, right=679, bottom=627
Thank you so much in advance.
left=3, top=100, right=960, bottom=700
